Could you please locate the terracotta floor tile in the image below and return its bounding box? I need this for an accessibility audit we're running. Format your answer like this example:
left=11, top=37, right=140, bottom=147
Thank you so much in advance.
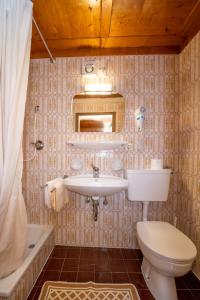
left=27, top=246, right=200, bottom=300
left=139, top=259, right=143, bottom=265
left=66, top=247, right=81, bottom=259
left=62, top=258, right=79, bottom=271
left=32, top=286, right=42, bottom=300
left=54, top=245, right=68, bottom=249
left=26, top=287, right=38, bottom=300
left=112, top=272, right=129, bottom=283
left=67, top=246, right=81, bottom=250
left=124, top=259, right=141, bottom=273
left=80, top=248, right=97, bottom=261
left=95, top=248, right=109, bottom=260
left=96, top=247, right=109, bottom=253
left=128, top=273, right=148, bottom=289
left=44, top=258, right=64, bottom=271
left=122, top=249, right=138, bottom=259
left=177, top=289, right=195, bottom=300
left=136, top=249, right=143, bottom=259
left=95, top=272, right=113, bottom=283
left=43, top=260, right=49, bottom=270
left=109, top=259, right=126, bottom=272
left=138, top=289, right=155, bottom=300
left=51, top=247, right=68, bottom=258
left=60, top=271, right=77, bottom=282
left=182, top=272, right=200, bottom=289
left=95, top=257, right=111, bottom=272
left=77, top=271, right=94, bottom=282
left=34, top=271, right=44, bottom=286
left=107, top=248, right=123, bottom=259
left=39, top=270, right=60, bottom=285
left=79, top=259, right=95, bottom=272
left=190, top=289, right=200, bottom=300
left=175, top=277, right=188, bottom=289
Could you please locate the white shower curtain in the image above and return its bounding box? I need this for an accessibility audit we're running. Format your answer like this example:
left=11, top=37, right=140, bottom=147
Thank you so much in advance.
left=0, top=0, right=32, bottom=278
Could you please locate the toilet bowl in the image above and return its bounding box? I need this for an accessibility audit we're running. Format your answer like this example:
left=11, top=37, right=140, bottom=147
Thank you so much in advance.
left=126, top=169, right=197, bottom=300
left=137, top=221, right=197, bottom=300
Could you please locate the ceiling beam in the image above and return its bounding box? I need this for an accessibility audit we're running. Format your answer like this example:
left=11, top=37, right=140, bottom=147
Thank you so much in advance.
left=30, top=45, right=180, bottom=59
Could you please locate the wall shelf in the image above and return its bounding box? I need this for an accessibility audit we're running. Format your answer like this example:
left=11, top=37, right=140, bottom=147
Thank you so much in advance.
left=67, top=141, right=127, bottom=151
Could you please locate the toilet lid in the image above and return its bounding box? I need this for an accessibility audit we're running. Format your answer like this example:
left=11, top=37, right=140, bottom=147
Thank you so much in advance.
left=137, top=221, right=197, bottom=262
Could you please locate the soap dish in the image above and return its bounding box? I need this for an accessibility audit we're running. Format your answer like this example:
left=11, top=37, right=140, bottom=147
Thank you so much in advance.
left=111, top=159, right=123, bottom=171
left=70, top=159, right=83, bottom=171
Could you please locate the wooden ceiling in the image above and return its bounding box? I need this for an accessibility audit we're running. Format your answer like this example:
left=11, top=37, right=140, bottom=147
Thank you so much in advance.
left=31, top=0, right=200, bottom=58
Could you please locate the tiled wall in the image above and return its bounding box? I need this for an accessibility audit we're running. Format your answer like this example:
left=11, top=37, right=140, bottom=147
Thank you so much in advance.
left=179, top=31, right=200, bottom=277
left=23, top=55, right=179, bottom=249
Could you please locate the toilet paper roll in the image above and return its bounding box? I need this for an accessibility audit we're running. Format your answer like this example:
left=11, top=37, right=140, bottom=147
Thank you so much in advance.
left=151, top=159, right=163, bottom=170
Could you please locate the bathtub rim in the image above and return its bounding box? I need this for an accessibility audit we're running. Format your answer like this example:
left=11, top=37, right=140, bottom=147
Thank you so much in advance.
left=0, top=224, right=54, bottom=297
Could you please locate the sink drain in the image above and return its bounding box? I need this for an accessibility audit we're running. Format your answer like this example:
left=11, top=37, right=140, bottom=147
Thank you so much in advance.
left=28, top=244, right=35, bottom=249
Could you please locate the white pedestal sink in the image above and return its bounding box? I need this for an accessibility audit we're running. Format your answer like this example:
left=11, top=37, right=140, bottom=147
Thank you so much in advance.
left=64, top=174, right=128, bottom=197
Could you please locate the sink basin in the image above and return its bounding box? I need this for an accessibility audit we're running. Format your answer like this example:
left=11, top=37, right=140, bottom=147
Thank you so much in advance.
left=64, top=174, right=128, bottom=197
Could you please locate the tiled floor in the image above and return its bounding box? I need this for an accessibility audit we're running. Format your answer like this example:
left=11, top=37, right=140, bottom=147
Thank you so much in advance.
left=27, top=246, right=200, bottom=300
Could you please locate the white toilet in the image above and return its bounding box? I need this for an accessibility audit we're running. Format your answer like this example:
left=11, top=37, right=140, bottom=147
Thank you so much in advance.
left=127, top=169, right=197, bottom=300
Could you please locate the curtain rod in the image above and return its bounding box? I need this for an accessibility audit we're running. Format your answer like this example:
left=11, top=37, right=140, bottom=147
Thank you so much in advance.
left=32, top=17, right=56, bottom=64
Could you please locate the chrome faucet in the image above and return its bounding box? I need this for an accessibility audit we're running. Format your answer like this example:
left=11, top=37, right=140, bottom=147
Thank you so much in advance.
left=91, top=163, right=100, bottom=178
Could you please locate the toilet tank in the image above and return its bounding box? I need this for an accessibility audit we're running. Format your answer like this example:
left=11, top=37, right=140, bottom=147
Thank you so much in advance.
left=126, top=169, right=171, bottom=202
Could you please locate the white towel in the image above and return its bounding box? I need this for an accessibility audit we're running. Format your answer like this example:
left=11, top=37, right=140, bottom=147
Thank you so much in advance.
left=44, top=180, right=56, bottom=209
left=44, top=177, right=69, bottom=212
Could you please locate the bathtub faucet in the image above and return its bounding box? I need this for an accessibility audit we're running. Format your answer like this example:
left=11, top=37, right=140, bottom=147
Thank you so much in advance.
left=91, top=163, right=100, bottom=178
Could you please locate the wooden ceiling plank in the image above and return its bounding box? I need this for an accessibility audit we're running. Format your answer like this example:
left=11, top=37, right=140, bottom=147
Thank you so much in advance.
left=31, top=35, right=181, bottom=53
left=101, top=35, right=182, bottom=48
left=33, top=0, right=101, bottom=39
left=181, top=0, right=200, bottom=32
left=31, top=0, right=199, bottom=57
left=100, top=0, right=113, bottom=37
left=31, top=38, right=100, bottom=53
left=180, top=0, right=200, bottom=50
left=109, top=0, right=197, bottom=37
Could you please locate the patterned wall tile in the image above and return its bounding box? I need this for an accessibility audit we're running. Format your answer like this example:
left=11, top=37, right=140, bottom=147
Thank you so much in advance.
left=23, top=55, right=179, bottom=250
left=179, top=31, right=200, bottom=277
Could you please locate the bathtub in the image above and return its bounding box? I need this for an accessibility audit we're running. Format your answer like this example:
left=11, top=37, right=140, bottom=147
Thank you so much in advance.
left=0, top=224, right=54, bottom=299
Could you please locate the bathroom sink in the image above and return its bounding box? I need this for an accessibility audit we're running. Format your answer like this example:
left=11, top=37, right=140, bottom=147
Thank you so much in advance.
left=64, top=174, right=128, bottom=197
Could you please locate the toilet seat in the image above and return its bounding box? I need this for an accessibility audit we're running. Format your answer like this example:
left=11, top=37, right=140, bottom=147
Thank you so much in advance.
left=137, top=221, right=197, bottom=263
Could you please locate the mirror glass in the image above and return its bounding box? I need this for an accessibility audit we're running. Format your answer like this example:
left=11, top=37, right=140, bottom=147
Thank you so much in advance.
left=73, top=93, right=124, bottom=132
left=76, top=113, right=115, bottom=132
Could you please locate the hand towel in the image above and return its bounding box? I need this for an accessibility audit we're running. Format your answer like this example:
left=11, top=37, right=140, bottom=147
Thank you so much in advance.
left=51, top=188, right=57, bottom=210
left=44, top=177, right=69, bottom=212
left=52, top=180, right=69, bottom=212
left=44, top=180, right=56, bottom=209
